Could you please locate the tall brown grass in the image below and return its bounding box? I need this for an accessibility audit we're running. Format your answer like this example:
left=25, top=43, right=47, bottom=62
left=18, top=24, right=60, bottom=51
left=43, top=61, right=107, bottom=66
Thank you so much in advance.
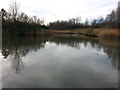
left=53, top=30, right=71, bottom=34
left=72, top=28, right=119, bottom=39
left=26, top=28, right=119, bottom=40
left=98, top=29, right=119, bottom=39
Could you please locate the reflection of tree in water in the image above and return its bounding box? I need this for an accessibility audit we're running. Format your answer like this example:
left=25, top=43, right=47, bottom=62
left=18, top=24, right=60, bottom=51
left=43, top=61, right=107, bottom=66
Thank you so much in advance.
left=2, top=35, right=119, bottom=73
left=49, top=36, right=119, bottom=69
left=103, top=47, right=118, bottom=69
left=2, top=49, right=9, bottom=59
left=2, top=36, right=46, bottom=74
left=8, top=48, right=24, bottom=74
left=49, top=36, right=82, bottom=49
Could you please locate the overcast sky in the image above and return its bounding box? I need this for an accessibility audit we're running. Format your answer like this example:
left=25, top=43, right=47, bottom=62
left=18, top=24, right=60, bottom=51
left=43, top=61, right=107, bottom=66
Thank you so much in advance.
left=0, top=0, right=119, bottom=24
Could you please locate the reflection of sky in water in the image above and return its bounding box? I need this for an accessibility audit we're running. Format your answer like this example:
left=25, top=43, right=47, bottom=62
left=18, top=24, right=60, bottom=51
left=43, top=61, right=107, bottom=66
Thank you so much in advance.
left=1, top=41, right=118, bottom=88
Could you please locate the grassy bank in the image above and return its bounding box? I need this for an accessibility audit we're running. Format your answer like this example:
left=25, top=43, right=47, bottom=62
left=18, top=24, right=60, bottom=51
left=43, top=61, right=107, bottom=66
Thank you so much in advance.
left=72, top=28, right=119, bottom=39
left=52, top=28, right=119, bottom=39
left=3, top=28, right=119, bottom=40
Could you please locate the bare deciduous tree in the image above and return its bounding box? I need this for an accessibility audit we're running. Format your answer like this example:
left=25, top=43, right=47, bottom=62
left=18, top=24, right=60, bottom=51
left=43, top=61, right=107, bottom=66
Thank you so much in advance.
left=9, top=2, right=20, bottom=22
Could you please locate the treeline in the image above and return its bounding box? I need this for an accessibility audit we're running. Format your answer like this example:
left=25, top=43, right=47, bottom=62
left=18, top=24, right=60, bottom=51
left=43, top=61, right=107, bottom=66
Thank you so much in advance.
left=48, top=2, right=120, bottom=30
left=48, top=17, right=86, bottom=30
left=1, top=1, right=120, bottom=36
left=1, top=2, right=48, bottom=36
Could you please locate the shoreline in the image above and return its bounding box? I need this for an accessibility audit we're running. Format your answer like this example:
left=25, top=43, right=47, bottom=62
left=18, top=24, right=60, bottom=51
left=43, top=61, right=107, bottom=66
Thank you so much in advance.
left=2, top=28, right=119, bottom=40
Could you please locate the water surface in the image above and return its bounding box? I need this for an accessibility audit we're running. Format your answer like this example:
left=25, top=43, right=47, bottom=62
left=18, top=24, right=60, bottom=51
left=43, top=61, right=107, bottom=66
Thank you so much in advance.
left=1, top=36, right=119, bottom=88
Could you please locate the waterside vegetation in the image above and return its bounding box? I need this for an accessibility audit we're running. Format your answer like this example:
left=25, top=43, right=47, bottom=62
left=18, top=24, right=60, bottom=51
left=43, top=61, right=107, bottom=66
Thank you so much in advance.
left=1, top=1, right=120, bottom=39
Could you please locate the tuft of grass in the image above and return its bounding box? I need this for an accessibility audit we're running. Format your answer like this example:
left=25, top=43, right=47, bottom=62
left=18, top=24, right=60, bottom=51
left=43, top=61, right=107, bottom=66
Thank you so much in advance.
left=53, top=30, right=71, bottom=34
left=71, top=28, right=119, bottom=39
left=98, top=29, right=119, bottom=39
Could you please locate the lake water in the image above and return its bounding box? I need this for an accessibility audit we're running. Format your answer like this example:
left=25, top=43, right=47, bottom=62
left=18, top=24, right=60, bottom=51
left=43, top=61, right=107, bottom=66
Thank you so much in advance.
left=1, top=35, right=119, bottom=88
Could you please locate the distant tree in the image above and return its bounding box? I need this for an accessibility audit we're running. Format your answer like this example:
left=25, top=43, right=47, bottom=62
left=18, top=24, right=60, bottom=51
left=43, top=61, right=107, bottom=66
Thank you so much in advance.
left=17, top=12, right=28, bottom=23
left=98, top=17, right=104, bottom=23
left=118, top=1, right=120, bottom=28
left=75, top=17, right=81, bottom=24
left=91, top=19, right=97, bottom=28
left=84, top=19, right=89, bottom=26
left=109, top=10, right=116, bottom=22
left=1, top=8, right=7, bottom=21
left=9, top=2, right=20, bottom=22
